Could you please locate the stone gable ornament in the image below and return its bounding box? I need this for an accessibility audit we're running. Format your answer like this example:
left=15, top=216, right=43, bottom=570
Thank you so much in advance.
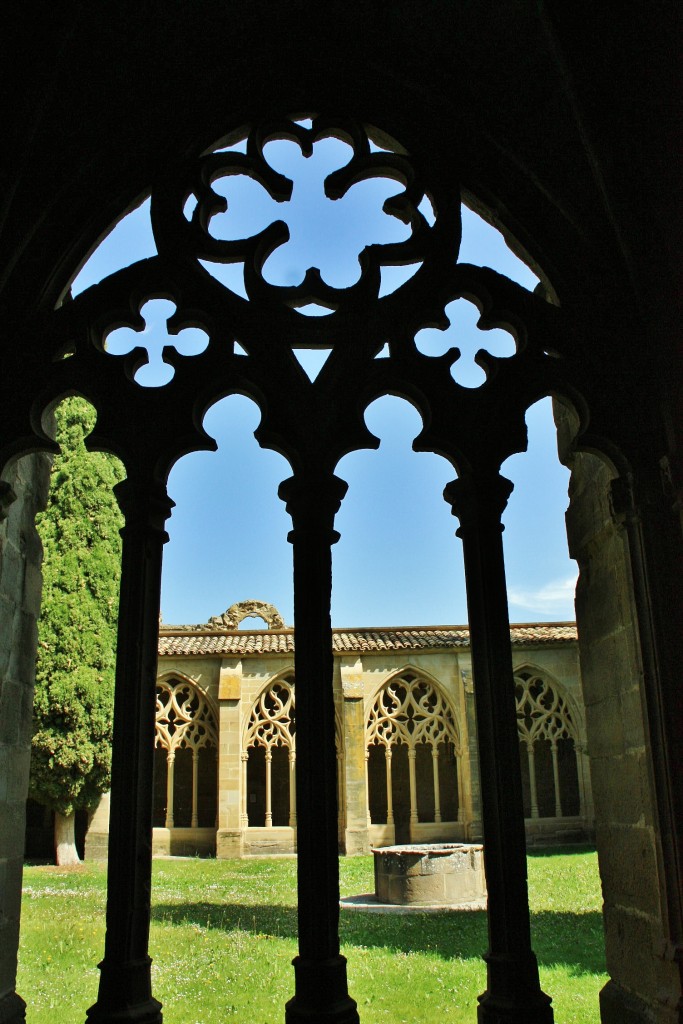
left=206, top=599, right=286, bottom=630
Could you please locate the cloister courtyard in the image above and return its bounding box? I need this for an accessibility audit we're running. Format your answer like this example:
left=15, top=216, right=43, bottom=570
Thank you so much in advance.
left=19, top=849, right=606, bottom=1024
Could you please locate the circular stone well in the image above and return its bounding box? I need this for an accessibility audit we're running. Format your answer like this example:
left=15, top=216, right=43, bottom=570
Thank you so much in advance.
left=372, top=843, right=486, bottom=907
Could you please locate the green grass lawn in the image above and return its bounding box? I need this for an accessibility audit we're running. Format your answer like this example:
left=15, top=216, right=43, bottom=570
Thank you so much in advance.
left=18, top=847, right=606, bottom=1023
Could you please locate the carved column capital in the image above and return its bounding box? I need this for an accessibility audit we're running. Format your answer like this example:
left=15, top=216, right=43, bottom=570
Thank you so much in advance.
left=113, top=478, right=175, bottom=535
left=444, top=473, right=514, bottom=534
left=278, top=473, right=348, bottom=543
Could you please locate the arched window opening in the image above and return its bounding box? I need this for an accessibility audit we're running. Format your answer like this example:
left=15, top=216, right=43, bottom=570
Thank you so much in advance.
left=515, top=669, right=581, bottom=821
left=162, top=395, right=293, bottom=627
left=153, top=677, right=218, bottom=831
left=334, top=396, right=463, bottom=625
left=501, top=398, right=577, bottom=623
left=366, top=672, right=461, bottom=845
left=244, top=675, right=296, bottom=828
left=5, top=104, right=630, bottom=1024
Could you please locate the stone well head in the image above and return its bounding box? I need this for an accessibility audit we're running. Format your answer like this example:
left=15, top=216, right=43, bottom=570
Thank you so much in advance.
left=372, top=843, right=487, bottom=908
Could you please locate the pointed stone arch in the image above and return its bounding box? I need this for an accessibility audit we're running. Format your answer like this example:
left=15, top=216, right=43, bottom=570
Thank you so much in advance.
left=365, top=667, right=463, bottom=845
left=514, top=665, right=589, bottom=833
left=153, top=673, right=219, bottom=849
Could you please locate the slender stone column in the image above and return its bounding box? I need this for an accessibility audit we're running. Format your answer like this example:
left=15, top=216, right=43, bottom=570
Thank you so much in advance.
left=527, top=746, right=540, bottom=819
left=445, top=473, right=553, bottom=1024
left=385, top=748, right=394, bottom=825
left=279, top=473, right=359, bottom=1024
left=164, top=752, right=175, bottom=828
left=432, top=749, right=442, bottom=823
left=289, top=750, right=297, bottom=827
left=408, top=748, right=419, bottom=827
left=550, top=743, right=563, bottom=818
left=240, top=752, right=249, bottom=827
left=86, top=479, right=173, bottom=1024
left=191, top=750, right=199, bottom=828
left=265, top=750, right=273, bottom=826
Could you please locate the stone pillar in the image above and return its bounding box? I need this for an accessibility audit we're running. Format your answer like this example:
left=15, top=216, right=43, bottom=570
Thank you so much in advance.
left=216, top=659, right=243, bottom=858
left=0, top=455, right=50, bottom=1024
left=445, top=473, right=553, bottom=1024
left=340, top=657, right=369, bottom=855
left=460, top=660, right=483, bottom=840
left=279, top=473, right=359, bottom=1024
left=86, top=479, right=172, bottom=1024
left=561, top=441, right=683, bottom=1023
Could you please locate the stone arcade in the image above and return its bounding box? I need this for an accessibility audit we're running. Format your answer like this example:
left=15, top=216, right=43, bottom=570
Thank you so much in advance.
left=84, top=600, right=594, bottom=859
left=0, top=7, right=680, bottom=1024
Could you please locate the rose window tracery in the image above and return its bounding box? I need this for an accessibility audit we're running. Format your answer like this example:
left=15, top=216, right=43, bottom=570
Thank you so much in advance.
left=366, top=672, right=459, bottom=751
left=245, top=677, right=296, bottom=752
left=515, top=671, right=577, bottom=746
left=156, top=117, right=442, bottom=322
left=155, top=677, right=217, bottom=753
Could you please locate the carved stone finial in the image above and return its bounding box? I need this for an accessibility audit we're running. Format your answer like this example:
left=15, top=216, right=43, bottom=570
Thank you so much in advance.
left=206, top=599, right=286, bottom=631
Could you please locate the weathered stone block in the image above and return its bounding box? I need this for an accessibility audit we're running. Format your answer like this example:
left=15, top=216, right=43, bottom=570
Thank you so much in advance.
left=590, top=754, right=646, bottom=826
left=597, top=825, right=660, bottom=915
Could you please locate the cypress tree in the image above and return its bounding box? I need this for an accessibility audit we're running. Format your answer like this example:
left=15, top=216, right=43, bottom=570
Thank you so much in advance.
left=30, top=397, right=124, bottom=864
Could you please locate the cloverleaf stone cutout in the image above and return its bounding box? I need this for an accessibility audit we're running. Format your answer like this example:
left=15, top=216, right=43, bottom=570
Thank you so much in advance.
left=105, top=299, right=209, bottom=387
left=415, top=298, right=516, bottom=388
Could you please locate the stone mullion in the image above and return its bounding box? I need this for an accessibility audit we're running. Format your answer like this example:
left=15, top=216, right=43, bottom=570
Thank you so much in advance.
left=456, top=752, right=466, bottom=824
left=550, top=742, right=563, bottom=818
left=164, top=751, right=175, bottom=828
left=265, top=749, right=273, bottom=827
left=365, top=752, right=371, bottom=828
left=385, top=747, right=394, bottom=825
left=408, top=747, right=418, bottom=829
left=432, top=748, right=442, bottom=823
left=445, top=473, right=553, bottom=1024
left=279, top=473, right=359, bottom=1024
left=527, top=744, right=540, bottom=819
left=289, top=749, right=297, bottom=827
left=86, top=479, right=172, bottom=1024
left=191, top=750, right=199, bottom=828
left=240, top=752, right=249, bottom=827
left=574, top=744, right=587, bottom=819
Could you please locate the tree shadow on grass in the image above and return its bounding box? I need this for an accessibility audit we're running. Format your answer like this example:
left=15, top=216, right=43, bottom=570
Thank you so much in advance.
left=151, top=902, right=606, bottom=976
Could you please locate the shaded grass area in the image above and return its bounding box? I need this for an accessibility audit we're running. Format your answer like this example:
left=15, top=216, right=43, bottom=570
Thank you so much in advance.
left=18, top=847, right=607, bottom=1023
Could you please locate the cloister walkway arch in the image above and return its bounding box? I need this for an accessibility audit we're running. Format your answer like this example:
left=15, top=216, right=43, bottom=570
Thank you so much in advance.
left=0, top=10, right=680, bottom=1024
left=0, top=111, right=638, bottom=1024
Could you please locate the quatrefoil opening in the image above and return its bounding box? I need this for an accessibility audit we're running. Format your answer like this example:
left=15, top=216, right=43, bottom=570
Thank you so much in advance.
left=415, top=298, right=517, bottom=388
left=104, top=299, right=209, bottom=387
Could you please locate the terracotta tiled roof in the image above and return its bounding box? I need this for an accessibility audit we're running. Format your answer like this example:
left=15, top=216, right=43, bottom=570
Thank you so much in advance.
left=158, top=622, right=577, bottom=658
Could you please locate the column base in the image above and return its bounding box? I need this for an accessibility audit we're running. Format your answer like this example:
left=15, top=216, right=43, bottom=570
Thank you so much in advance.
left=477, top=990, right=553, bottom=1024
left=85, top=957, right=162, bottom=1024
left=0, top=992, right=26, bottom=1024
left=343, top=827, right=370, bottom=856
left=285, top=955, right=359, bottom=1024
left=86, top=1002, right=162, bottom=1024
left=216, top=828, right=243, bottom=859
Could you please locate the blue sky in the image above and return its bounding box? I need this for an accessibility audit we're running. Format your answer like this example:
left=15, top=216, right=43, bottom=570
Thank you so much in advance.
left=72, top=133, right=577, bottom=628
